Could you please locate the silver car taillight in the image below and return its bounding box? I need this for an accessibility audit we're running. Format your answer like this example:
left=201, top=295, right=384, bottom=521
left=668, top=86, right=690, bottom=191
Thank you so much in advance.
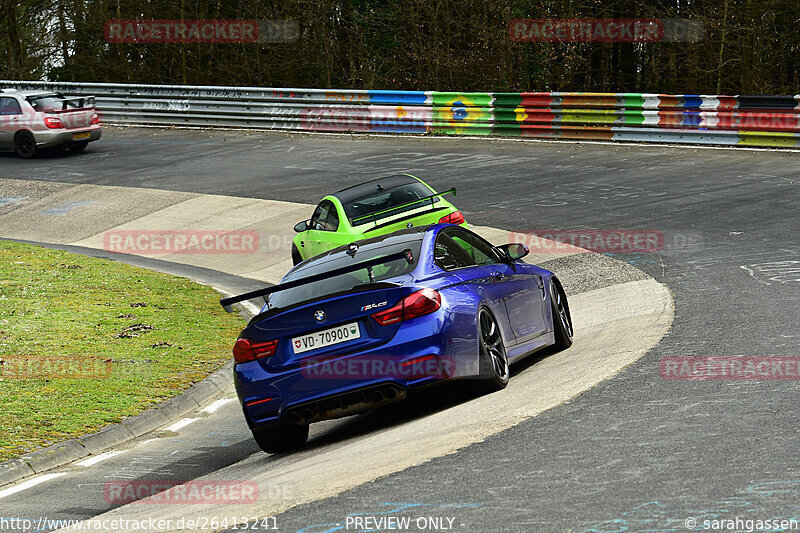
left=44, top=117, right=63, bottom=129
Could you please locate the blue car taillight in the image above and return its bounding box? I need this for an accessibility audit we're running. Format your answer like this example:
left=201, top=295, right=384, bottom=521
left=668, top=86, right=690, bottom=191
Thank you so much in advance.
left=371, top=288, right=441, bottom=326
left=233, top=338, right=278, bottom=364
left=245, top=397, right=274, bottom=407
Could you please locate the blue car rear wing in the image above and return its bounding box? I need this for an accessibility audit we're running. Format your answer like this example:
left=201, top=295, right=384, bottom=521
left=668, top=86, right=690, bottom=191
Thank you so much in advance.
left=351, top=187, right=456, bottom=227
left=220, top=249, right=415, bottom=313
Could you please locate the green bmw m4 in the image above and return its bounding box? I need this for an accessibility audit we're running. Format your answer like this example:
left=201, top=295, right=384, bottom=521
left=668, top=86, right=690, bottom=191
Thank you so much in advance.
left=291, top=174, right=466, bottom=265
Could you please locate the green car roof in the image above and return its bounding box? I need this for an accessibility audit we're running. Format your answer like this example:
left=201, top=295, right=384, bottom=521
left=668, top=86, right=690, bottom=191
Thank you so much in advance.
left=291, top=174, right=466, bottom=264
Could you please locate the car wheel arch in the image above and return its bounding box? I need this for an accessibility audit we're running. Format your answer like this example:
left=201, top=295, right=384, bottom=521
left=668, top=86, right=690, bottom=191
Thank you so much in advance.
left=547, top=275, right=568, bottom=316
left=476, top=304, right=510, bottom=347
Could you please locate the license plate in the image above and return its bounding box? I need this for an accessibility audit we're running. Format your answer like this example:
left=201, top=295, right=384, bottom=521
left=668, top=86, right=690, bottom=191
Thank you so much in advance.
left=292, top=322, right=361, bottom=354
left=72, top=132, right=91, bottom=140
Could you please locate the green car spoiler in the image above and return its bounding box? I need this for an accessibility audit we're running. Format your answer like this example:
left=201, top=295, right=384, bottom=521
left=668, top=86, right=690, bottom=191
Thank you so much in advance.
left=351, top=187, right=456, bottom=227
left=220, top=249, right=415, bottom=313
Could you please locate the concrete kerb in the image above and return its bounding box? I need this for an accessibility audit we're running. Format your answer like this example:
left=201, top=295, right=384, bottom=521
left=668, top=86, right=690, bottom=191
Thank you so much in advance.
left=78, top=424, right=136, bottom=455
left=0, top=459, right=36, bottom=487
left=18, top=440, right=90, bottom=475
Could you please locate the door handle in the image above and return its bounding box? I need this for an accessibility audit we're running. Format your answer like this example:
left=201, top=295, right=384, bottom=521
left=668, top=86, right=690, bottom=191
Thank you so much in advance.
left=492, top=271, right=504, bottom=281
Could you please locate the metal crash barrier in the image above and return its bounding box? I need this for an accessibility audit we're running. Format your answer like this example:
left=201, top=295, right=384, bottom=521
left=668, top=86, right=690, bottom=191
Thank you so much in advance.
left=3, top=81, right=799, bottom=148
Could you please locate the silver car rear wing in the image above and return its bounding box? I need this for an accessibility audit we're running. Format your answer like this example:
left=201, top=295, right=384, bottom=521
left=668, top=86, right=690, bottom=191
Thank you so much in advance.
left=53, top=96, right=96, bottom=112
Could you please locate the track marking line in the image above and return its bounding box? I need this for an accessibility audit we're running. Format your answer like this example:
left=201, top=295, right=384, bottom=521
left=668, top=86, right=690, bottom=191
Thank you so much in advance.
left=0, top=473, right=67, bottom=500
left=75, top=450, right=125, bottom=467
left=202, top=398, right=234, bottom=414
left=164, top=418, right=200, bottom=432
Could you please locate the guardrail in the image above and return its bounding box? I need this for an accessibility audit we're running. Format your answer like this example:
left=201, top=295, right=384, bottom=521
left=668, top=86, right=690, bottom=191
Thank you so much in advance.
left=3, top=81, right=799, bottom=148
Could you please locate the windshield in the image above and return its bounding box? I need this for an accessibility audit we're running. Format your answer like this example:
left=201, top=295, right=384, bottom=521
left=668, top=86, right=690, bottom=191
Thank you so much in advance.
left=343, top=182, right=440, bottom=226
left=267, top=240, right=422, bottom=309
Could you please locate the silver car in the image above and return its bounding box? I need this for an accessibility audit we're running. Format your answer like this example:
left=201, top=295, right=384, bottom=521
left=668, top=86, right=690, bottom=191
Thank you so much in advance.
left=0, top=89, right=102, bottom=158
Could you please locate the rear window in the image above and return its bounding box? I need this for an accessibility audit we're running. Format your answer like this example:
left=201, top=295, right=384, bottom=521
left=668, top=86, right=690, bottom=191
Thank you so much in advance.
left=27, top=94, right=91, bottom=112
left=343, top=182, right=439, bottom=226
left=267, top=240, right=422, bottom=309
left=27, top=95, right=64, bottom=112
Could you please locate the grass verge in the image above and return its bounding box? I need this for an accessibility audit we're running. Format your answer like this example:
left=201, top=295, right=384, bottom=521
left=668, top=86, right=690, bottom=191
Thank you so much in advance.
left=0, top=241, right=245, bottom=461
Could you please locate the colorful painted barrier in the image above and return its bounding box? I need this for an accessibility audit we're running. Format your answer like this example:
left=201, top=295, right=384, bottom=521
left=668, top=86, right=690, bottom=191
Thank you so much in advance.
left=2, top=81, right=798, bottom=147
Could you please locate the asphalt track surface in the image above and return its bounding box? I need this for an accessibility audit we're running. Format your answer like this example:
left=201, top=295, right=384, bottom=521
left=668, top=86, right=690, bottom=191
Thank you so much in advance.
left=1, top=128, right=799, bottom=532
left=0, top=182, right=669, bottom=533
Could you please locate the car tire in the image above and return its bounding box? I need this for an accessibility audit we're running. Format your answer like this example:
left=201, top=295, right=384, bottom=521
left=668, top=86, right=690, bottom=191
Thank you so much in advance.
left=550, top=278, right=573, bottom=350
left=14, top=131, right=37, bottom=159
left=291, top=245, right=303, bottom=266
left=478, top=308, right=509, bottom=391
left=67, top=141, right=89, bottom=153
left=252, top=422, right=309, bottom=454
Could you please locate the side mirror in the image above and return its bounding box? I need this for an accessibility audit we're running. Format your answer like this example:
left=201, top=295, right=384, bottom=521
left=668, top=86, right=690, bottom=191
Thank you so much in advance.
left=499, top=243, right=529, bottom=262
left=293, top=220, right=309, bottom=233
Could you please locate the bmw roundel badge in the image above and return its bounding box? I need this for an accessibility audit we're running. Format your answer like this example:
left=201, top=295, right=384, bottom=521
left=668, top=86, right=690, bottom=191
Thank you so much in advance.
left=314, top=310, right=326, bottom=322
left=407, top=222, right=414, bottom=228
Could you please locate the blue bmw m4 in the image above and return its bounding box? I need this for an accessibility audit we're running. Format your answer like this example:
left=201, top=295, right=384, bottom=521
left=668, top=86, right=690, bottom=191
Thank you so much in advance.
left=221, top=223, right=573, bottom=453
